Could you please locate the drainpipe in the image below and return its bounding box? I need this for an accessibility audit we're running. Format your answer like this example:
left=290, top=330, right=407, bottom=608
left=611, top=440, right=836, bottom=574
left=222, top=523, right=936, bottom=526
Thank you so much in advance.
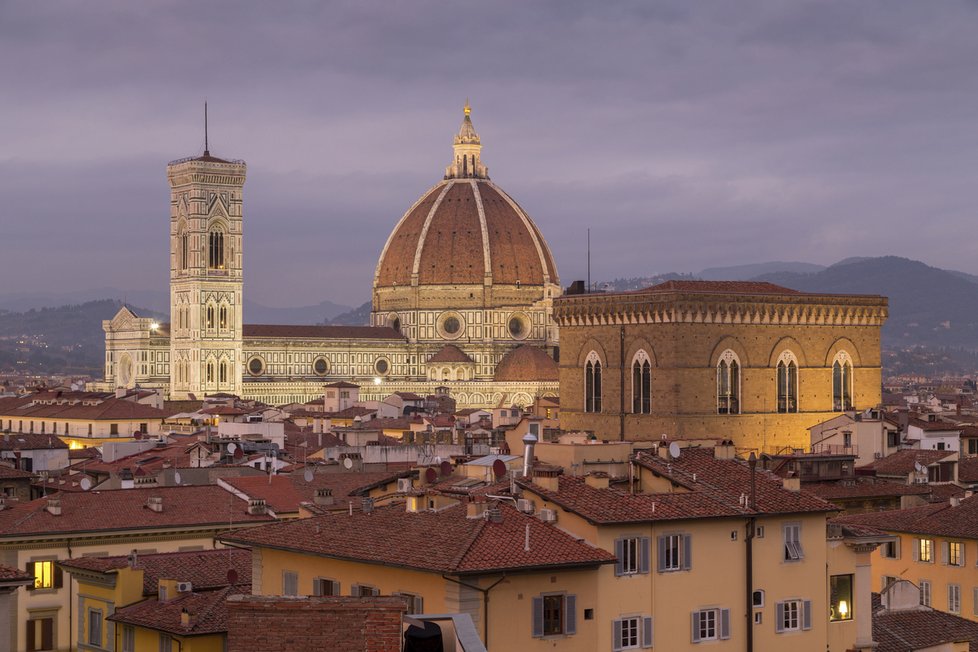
left=746, top=453, right=757, bottom=652
left=442, top=574, right=506, bottom=649
left=619, top=325, right=625, bottom=441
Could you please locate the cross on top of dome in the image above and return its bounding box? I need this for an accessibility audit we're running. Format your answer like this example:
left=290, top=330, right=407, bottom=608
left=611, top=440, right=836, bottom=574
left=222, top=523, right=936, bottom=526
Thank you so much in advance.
left=445, top=101, right=489, bottom=180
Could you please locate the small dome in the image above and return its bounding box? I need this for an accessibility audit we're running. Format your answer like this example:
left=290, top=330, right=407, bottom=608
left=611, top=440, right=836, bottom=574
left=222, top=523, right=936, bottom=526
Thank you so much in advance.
left=428, top=344, right=475, bottom=364
left=494, top=346, right=558, bottom=382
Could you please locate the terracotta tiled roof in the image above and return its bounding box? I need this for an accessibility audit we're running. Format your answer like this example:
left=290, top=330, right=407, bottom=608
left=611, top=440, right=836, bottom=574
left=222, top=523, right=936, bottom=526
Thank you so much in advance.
left=908, top=416, right=962, bottom=432
left=860, top=449, right=956, bottom=476
left=804, top=478, right=932, bottom=501
left=0, top=564, right=33, bottom=583
left=493, top=346, right=558, bottom=382
left=0, top=396, right=174, bottom=420
left=328, top=406, right=376, bottom=420
left=959, top=457, right=978, bottom=483
left=0, top=433, right=68, bottom=451
left=874, top=602, right=978, bottom=652
left=393, top=392, right=424, bottom=401
left=325, top=381, right=360, bottom=389
left=289, top=469, right=412, bottom=509
left=244, top=325, right=403, bottom=340
left=69, top=444, right=191, bottom=477
left=643, top=280, right=801, bottom=295
left=835, top=494, right=978, bottom=539
left=222, top=502, right=613, bottom=575
left=109, top=584, right=248, bottom=636
left=427, top=344, right=474, bottom=364
left=222, top=476, right=306, bottom=514
left=59, top=549, right=252, bottom=596
left=0, top=465, right=33, bottom=480
left=0, top=486, right=274, bottom=538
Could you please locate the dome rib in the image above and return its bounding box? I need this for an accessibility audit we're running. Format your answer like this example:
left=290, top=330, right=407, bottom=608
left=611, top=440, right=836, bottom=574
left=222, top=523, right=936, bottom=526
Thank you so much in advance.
left=374, top=181, right=444, bottom=288
left=411, top=182, right=454, bottom=282
left=471, top=180, right=493, bottom=282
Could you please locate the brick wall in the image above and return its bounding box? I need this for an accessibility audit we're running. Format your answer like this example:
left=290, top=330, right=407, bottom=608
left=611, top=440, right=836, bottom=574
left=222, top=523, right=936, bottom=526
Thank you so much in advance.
left=226, top=595, right=406, bottom=652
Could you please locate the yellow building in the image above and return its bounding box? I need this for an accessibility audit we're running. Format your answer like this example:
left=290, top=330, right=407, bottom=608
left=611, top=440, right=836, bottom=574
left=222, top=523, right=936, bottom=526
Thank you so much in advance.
left=0, top=486, right=273, bottom=652
left=554, top=280, right=887, bottom=451
left=835, top=494, right=978, bottom=620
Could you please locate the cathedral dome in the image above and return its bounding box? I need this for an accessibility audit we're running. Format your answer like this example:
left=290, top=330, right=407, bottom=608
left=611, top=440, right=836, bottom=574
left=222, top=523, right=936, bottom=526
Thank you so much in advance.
left=374, top=104, right=558, bottom=295
left=493, top=345, right=559, bottom=382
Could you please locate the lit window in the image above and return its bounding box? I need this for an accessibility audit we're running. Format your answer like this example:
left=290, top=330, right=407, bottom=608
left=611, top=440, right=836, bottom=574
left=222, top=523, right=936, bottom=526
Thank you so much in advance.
left=691, top=608, right=729, bottom=642
left=948, top=542, right=965, bottom=567
left=829, top=575, right=853, bottom=622
left=783, top=523, right=804, bottom=561
left=716, top=350, right=740, bottom=414
left=29, top=560, right=58, bottom=590
left=916, top=538, right=934, bottom=563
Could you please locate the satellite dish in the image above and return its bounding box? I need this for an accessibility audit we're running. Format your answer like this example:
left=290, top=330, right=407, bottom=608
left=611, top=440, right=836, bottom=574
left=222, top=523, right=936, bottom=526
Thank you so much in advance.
left=425, top=467, right=437, bottom=484
left=79, top=477, right=92, bottom=491
left=227, top=443, right=237, bottom=455
left=433, top=456, right=442, bottom=464
left=233, top=448, right=244, bottom=460
left=133, top=431, right=143, bottom=440
left=304, top=468, right=314, bottom=482
left=914, top=461, right=925, bottom=473
left=492, top=459, right=507, bottom=479
left=343, top=458, right=354, bottom=470
left=173, top=472, right=182, bottom=485
left=668, top=442, right=681, bottom=459
left=440, top=460, right=452, bottom=477
left=226, top=568, right=239, bottom=584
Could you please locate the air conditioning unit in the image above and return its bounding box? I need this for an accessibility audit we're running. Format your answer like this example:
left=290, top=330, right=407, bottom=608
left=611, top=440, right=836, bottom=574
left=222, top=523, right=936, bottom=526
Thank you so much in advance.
left=516, top=498, right=535, bottom=513
left=397, top=478, right=413, bottom=492
left=176, top=581, right=192, bottom=593
left=538, top=508, right=557, bottom=523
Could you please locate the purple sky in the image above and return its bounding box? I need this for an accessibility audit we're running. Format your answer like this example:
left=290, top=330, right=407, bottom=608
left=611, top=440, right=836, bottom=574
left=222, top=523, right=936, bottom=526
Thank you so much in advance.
left=2, top=1, right=978, bottom=307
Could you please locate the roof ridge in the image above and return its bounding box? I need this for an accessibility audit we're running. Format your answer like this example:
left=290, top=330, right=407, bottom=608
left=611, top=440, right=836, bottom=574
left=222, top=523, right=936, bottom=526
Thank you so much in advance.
left=449, top=505, right=490, bottom=571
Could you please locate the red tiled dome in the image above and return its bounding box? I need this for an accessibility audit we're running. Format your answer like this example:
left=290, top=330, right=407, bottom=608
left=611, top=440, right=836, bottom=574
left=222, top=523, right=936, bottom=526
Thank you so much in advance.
left=374, top=179, right=558, bottom=289
left=493, top=345, right=558, bottom=382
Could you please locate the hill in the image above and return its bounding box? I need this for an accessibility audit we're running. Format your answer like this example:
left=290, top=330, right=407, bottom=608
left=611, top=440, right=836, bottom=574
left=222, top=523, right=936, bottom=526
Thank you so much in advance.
left=327, top=301, right=372, bottom=326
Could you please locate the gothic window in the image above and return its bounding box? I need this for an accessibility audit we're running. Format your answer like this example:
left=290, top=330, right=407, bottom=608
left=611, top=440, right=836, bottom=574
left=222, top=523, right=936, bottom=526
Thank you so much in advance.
left=585, top=351, right=602, bottom=413
left=219, top=361, right=228, bottom=384
left=208, top=229, right=225, bottom=270
left=219, top=305, right=228, bottom=330
left=832, top=352, right=853, bottom=411
left=777, top=351, right=799, bottom=413
left=717, top=350, right=741, bottom=415
left=179, top=231, right=189, bottom=270
left=632, top=350, right=651, bottom=414
left=206, top=305, right=215, bottom=330
left=206, top=362, right=215, bottom=383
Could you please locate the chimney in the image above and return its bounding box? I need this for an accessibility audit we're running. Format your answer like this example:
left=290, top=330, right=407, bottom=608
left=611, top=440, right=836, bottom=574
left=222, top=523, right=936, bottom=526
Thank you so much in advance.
left=46, top=496, right=62, bottom=516
left=466, top=497, right=488, bottom=519
left=147, top=496, right=163, bottom=512
left=534, top=468, right=561, bottom=492
left=115, top=388, right=126, bottom=399
left=486, top=506, right=503, bottom=523
left=247, top=498, right=267, bottom=515
left=522, top=432, right=538, bottom=478
left=950, top=496, right=961, bottom=508
left=714, top=440, right=737, bottom=460
left=782, top=476, right=801, bottom=492
left=362, top=497, right=374, bottom=514
left=120, top=467, right=134, bottom=490
left=180, top=608, right=194, bottom=628
left=584, top=472, right=609, bottom=490
left=314, top=488, right=334, bottom=506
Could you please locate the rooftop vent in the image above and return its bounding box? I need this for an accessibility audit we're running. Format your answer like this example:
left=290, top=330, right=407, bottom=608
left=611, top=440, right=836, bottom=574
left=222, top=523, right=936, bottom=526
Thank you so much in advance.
left=46, top=497, right=62, bottom=516
left=247, top=498, right=267, bottom=515
left=146, top=496, right=163, bottom=512
left=314, top=488, right=334, bottom=506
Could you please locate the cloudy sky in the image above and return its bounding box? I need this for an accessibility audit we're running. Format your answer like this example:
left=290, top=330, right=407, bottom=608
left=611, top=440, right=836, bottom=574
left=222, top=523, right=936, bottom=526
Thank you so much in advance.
left=2, top=1, right=977, bottom=308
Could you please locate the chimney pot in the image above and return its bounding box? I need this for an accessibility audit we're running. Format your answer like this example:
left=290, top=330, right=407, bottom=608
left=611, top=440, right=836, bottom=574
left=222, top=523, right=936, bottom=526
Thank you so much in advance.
left=46, top=497, right=62, bottom=516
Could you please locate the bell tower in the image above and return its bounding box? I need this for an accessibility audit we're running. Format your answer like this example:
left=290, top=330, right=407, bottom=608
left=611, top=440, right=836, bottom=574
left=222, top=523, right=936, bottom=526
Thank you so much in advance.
left=167, top=117, right=246, bottom=400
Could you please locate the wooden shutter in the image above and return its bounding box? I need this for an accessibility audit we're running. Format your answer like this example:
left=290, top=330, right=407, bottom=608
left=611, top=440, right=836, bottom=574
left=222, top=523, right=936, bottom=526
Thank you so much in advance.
left=961, top=544, right=966, bottom=567
left=657, top=536, right=667, bottom=572
left=691, top=611, right=701, bottom=643
left=719, top=608, right=730, bottom=639
left=54, top=564, right=63, bottom=589
left=313, top=579, right=322, bottom=596
left=641, top=616, right=653, bottom=648
left=612, top=619, right=623, bottom=651
left=775, top=602, right=785, bottom=633
left=802, top=600, right=812, bottom=630
left=26, top=620, right=36, bottom=652
left=683, top=534, right=693, bottom=570
left=639, top=537, right=651, bottom=574
left=615, top=539, right=625, bottom=576
left=894, top=537, right=901, bottom=559
left=565, top=594, right=577, bottom=635
left=415, top=594, right=423, bottom=614
left=26, top=562, right=35, bottom=591
left=532, top=597, right=544, bottom=637
left=942, top=542, right=949, bottom=565
left=350, top=584, right=360, bottom=597
left=331, top=581, right=340, bottom=597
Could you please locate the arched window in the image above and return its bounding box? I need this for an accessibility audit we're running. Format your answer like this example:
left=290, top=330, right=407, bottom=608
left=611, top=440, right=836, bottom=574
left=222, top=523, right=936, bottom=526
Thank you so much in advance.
left=219, top=361, right=228, bottom=384
left=833, top=352, right=853, bottom=411
left=179, top=231, right=189, bottom=270
left=219, top=305, right=228, bottom=330
left=777, top=351, right=799, bottom=413
left=206, top=305, right=215, bottom=330
left=631, top=350, right=651, bottom=414
left=585, top=351, right=602, bottom=413
left=206, top=361, right=215, bottom=383
left=208, top=229, right=225, bottom=269
left=717, top=350, right=740, bottom=414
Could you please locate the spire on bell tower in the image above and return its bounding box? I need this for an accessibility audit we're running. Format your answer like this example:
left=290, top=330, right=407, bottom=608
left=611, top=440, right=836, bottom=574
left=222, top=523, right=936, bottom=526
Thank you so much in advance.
left=445, top=101, right=489, bottom=180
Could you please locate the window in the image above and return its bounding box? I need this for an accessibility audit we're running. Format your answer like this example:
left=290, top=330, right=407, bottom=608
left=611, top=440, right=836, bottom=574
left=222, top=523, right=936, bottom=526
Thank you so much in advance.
left=776, top=352, right=798, bottom=413
left=312, top=578, right=340, bottom=597
left=159, top=633, right=173, bottom=652
left=585, top=352, right=602, bottom=413
left=248, top=357, right=264, bottom=376
left=832, top=352, right=853, bottom=411
left=613, top=616, right=653, bottom=650
left=206, top=305, right=216, bottom=329
left=752, top=590, right=765, bottom=608
left=920, top=580, right=931, bottom=606
left=282, top=570, right=298, bottom=596
left=949, top=584, right=961, bottom=614
left=716, top=350, right=740, bottom=414
left=657, top=533, right=692, bottom=572
left=532, top=594, right=576, bottom=638
left=88, top=608, right=102, bottom=646
left=219, top=361, right=228, bottom=384
left=122, top=625, right=135, bottom=652
left=882, top=576, right=898, bottom=591
left=208, top=229, right=225, bottom=269
left=27, top=560, right=61, bottom=590
left=948, top=541, right=965, bottom=567
left=219, top=305, right=228, bottom=330
left=914, top=538, right=934, bottom=563
left=829, top=575, right=853, bottom=622
left=393, top=592, right=424, bottom=614
left=351, top=584, right=380, bottom=597
left=631, top=351, right=651, bottom=414
left=880, top=540, right=900, bottom=559
left=783, top=523, right=804, bottom=561
left=775, top=600, right=812, bottom=633
left=615, top=536, right=650, bottom=575
left=691, top=608, right=730, bottom=642
left=26, top=617, right=54, bottom=651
